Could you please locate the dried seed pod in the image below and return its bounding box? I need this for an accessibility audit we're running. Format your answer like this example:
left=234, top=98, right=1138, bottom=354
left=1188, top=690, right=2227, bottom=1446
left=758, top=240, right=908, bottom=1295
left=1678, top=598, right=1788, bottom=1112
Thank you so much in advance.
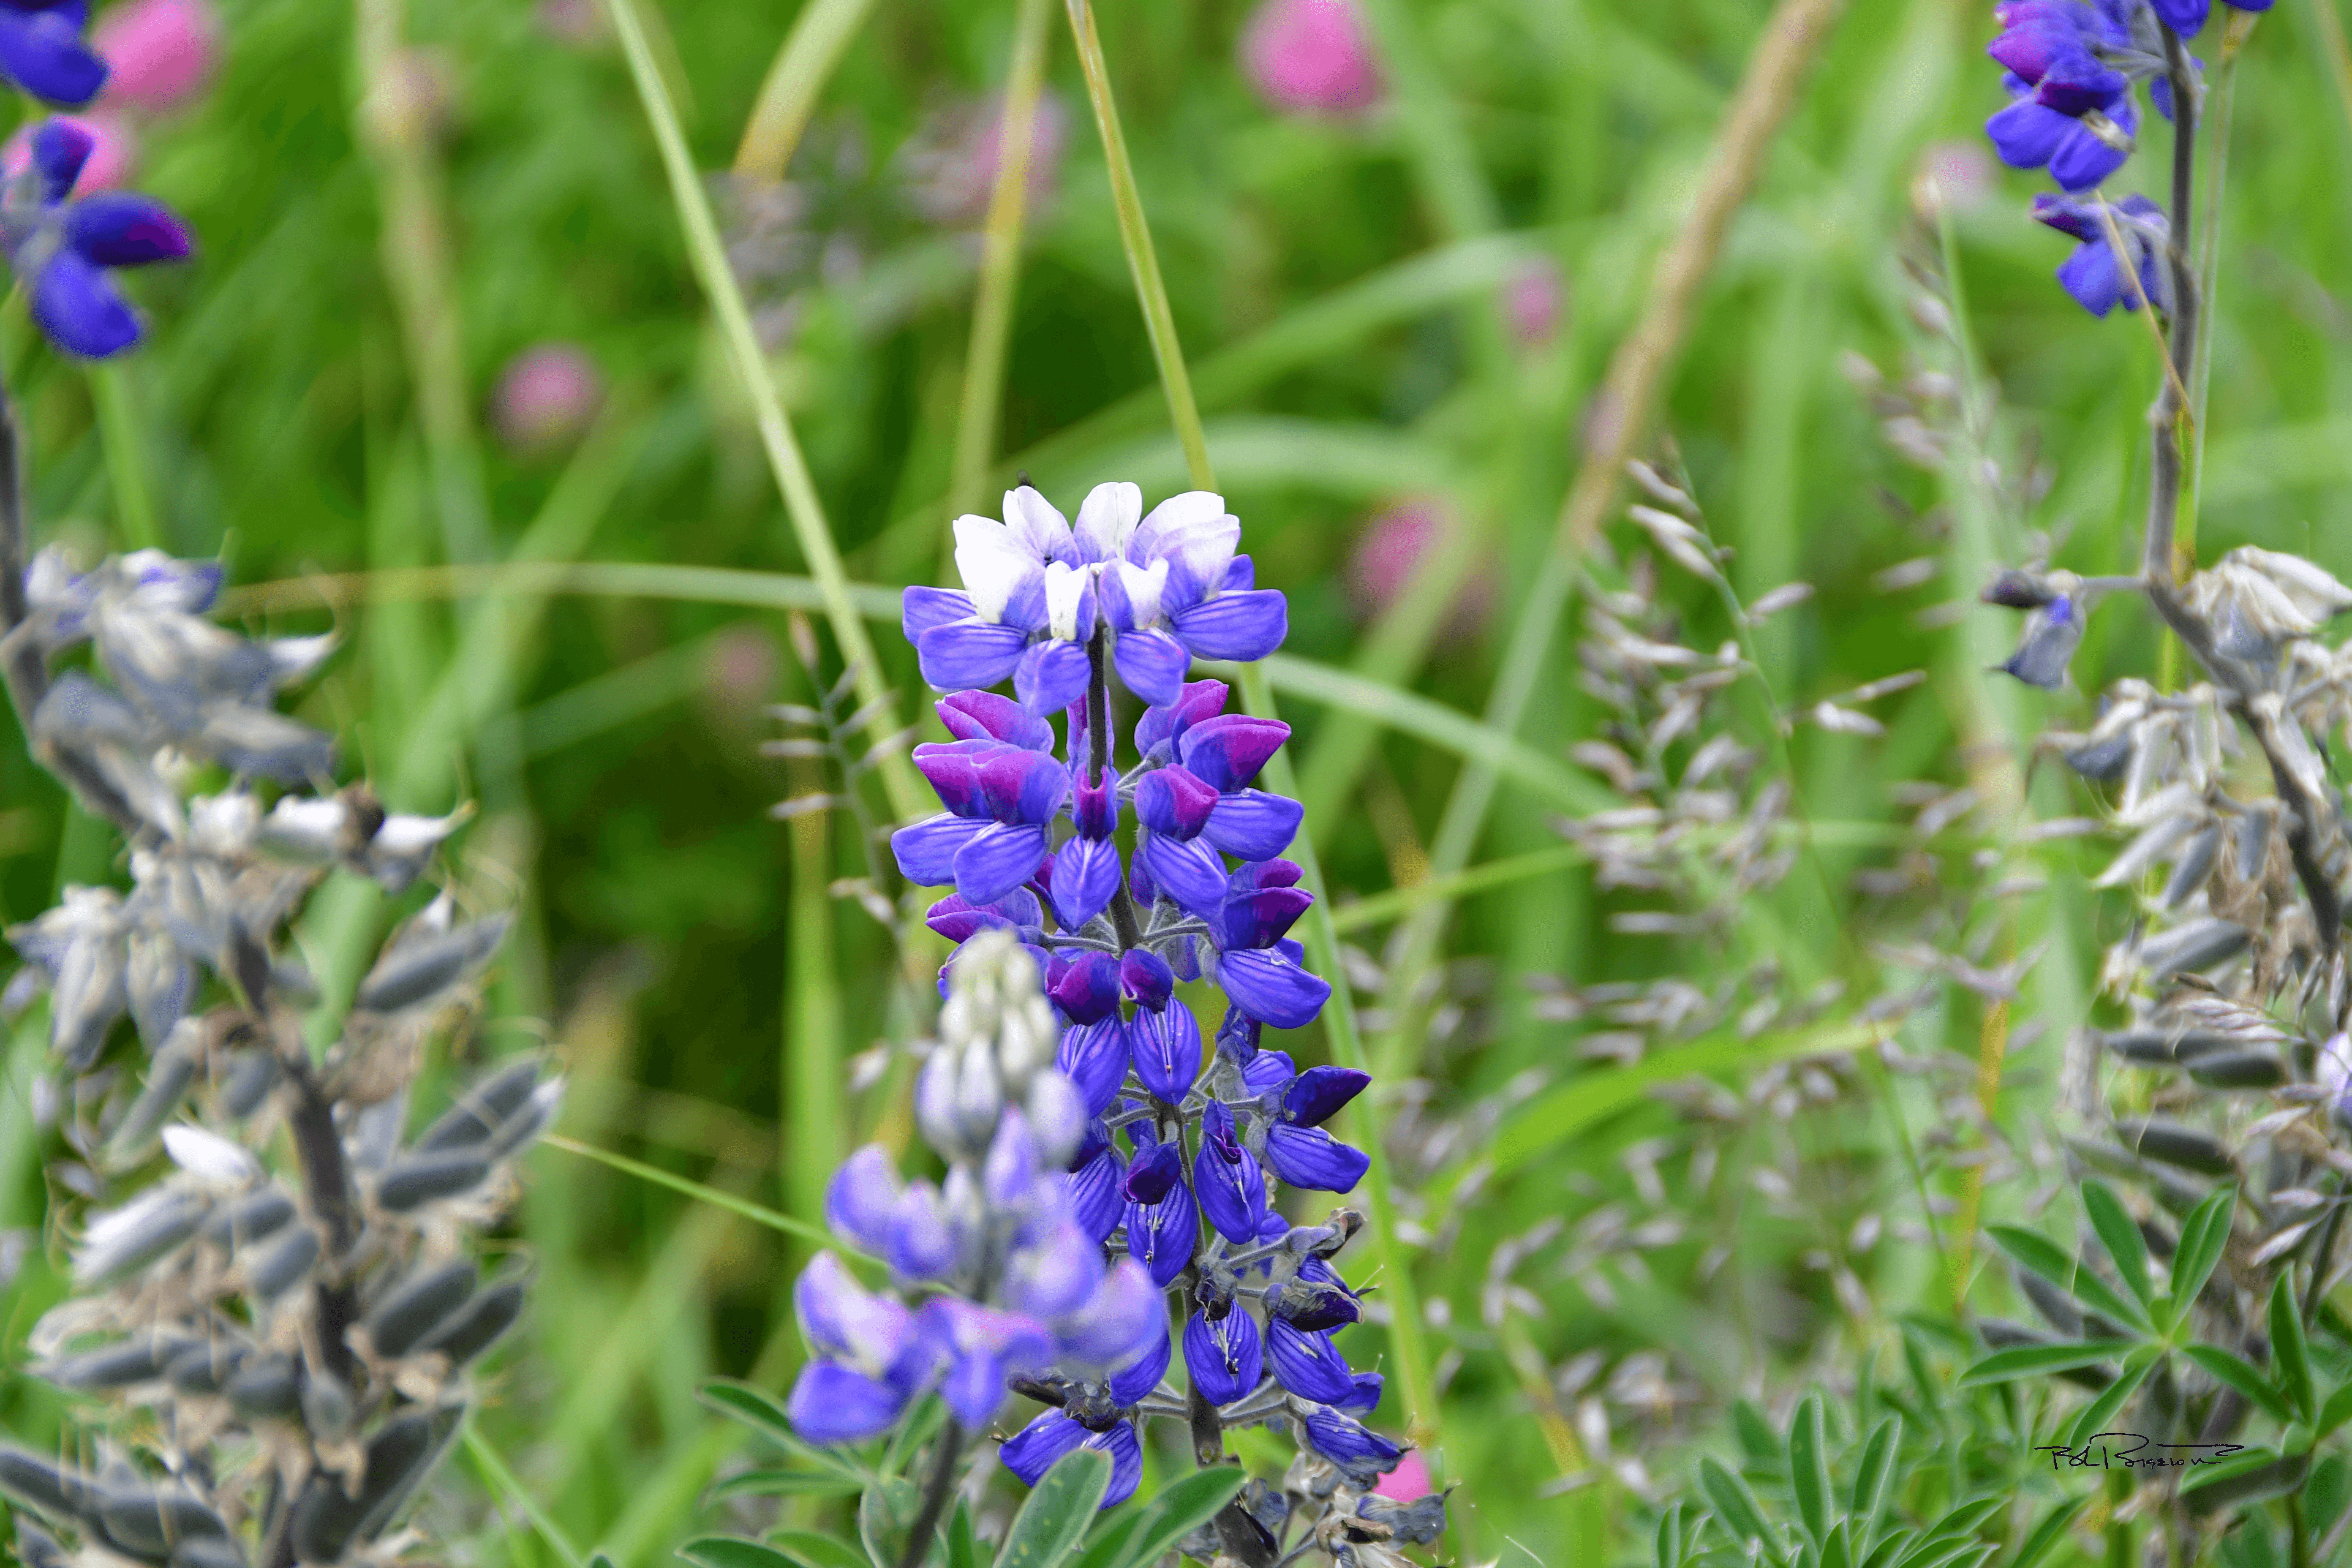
left=223, top=1355, right=300, bottom=1418
left=43, top=1337, right=196, bottom=1391
left=0, top=1447, right=81, bottom=1514
left=241, top=1226, right=319, bottom=1300
left=2162, top=826, right=2221, bottom=908
left=76, top=1191, right=209, bottom=1285
left=2186, top=1052, right=2288, bottom=1090
left=165, top=1342, right=247, bottom=1396
left=1983, top=569, right=2056, bottom=610
left=417, top=1278, right=526, bottom=1366
left=2235, top=809, right=2273, bottom=881
left=197, top=1187, right=295, bottom=1252
left=12, top=1520, right=73, bottom=1568
left=287, top=1406, right=462, bottom=1564
left=218, top=1051, right=279, bottom=1119
left=108, top=1042, right=200, bottom=1157
left=2118, top=1118, right=2236, bottom=1176
left=2063, top=733, right=2134, bottom=781
left=375, top=1152, right=490, bottom=1212
left=2137, top=920, right=2252, bottom=977
left=363, top=1261, right=478, bottom=1358
left=125, top=933, right=193, bottom=1054
left=2015, top=1268, right=2083, bottom=1337
left=353, top=917, right=511, bottom=1015
left=414, top=1059, right=542, bottom=1154
left=2105, top=1028, right=2235, bottom=1066
left=91, top=1486, right=232, bottom=1561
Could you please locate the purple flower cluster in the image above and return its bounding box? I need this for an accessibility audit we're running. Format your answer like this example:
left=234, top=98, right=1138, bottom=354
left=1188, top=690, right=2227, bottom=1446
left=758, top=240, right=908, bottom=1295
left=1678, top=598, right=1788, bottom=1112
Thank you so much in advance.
left=0, top=116, right=189, bottom=357
left=1981, top=0, right=2261, bottom=315
left=785, top=485, right=1426, bottom=1515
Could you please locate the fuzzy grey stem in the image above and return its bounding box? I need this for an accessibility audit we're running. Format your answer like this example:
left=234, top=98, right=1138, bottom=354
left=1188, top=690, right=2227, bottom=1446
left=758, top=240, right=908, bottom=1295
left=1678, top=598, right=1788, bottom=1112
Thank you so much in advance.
left=895, top=1420, right=964, bottom=1568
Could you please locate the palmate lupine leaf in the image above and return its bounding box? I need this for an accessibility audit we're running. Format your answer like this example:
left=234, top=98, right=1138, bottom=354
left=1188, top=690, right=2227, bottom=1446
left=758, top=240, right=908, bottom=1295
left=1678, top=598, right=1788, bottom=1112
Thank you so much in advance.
left=1985, top=1224, right=2154, bottom=1337
left=2077, top=1180, right=2155, bottom=1311
left=995, top=1450, right=1111, bottom=1568
left=2268, top=1274, right=2317, bottom=1422
left=1957, top=1339, right=2140, bottom=1386
left=2179, top=1345, right=2294, bottom=1426
left=2164, top=1184, right=2236, bottom=1329
left=2009, top=1497, right=2091, bottom=1568
left=2066, top=1350, right=2162, bottom=1450
left=1786, top=1394, right=1832, bottom=1545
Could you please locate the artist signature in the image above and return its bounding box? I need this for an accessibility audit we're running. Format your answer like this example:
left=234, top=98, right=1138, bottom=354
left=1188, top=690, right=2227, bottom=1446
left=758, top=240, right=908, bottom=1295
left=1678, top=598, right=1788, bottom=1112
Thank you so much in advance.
left=2035, top=1434, right=2247, bottom=1470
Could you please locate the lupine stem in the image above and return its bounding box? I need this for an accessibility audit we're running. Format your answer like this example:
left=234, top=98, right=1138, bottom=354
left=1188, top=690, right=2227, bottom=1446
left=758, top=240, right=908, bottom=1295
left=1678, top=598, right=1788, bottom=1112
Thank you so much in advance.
left=602, top=0, right=926, bottom=824
left=896, top=1421, right=964, bottom=1568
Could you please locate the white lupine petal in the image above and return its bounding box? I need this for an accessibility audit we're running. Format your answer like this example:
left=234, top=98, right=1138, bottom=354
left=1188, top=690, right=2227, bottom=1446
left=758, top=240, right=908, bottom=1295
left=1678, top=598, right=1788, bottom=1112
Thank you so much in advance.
left=1074, top=482, right=1142, bottom=561
left=1133, top=490, right=1226, bottom=558
left=1003, top=488, right=1074, bottom=560
left=954, top=516, right=1035, bottom=622
left=1115, top=559, right=1168, bottom=627
left=163, top=1125, right=261, bottom=1184
left=1043, top=562, right=1088, bottom=641
left=1159, top=512, right=1241, bottom=592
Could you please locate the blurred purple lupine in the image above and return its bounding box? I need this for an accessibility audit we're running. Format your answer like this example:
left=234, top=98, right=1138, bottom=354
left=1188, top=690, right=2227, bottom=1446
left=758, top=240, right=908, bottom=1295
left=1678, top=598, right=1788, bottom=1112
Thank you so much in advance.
left=792, top=482, right=1434, bottom=1522
left=2032, top=192, right=2168, bottom=317
left=1239, top=0, right=1382, bottom=116
left=0, top=117, right=188, bottom=358
left=0, top=0, right=110, bottom=105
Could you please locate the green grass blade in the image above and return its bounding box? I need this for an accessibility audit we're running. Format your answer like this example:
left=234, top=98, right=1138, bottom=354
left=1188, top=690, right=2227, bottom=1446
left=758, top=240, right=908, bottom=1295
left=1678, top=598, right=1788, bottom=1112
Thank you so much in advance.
left=947, top=0, right=1054, bottom=522
left=1062, top=0, right=1210, bottom=491
left=542, top=1135, right=833, bottom=1247
left=600, top=0, right=924, bottom=822
left=1327, top=846, right=1587, bottom=934
left=466, top=1422, right=589, bottom=1568
left=89, top=362, right=160, bottom=550
left=732, top=0, right=879, bottom=181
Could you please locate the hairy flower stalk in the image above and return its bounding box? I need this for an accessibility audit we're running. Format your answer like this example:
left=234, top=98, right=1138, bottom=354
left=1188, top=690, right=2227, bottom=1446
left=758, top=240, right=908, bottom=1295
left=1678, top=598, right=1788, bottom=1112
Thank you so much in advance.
left=787, top=484, right=1441, bottom=1560
left=0, top=245, right=555, bottom=1565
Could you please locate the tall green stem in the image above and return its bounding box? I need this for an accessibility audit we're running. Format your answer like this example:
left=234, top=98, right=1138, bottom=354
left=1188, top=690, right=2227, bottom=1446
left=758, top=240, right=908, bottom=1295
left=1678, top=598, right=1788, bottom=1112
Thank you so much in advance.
left=602, top=0, right=926, bottom=824
left=89, top=362, right=160, bottom=551
left=1061, top=0, right=1210, bottom=491
left=947, top=0, right=1054, bottom=523
left=1061, top=0, right=1448, bottom=1499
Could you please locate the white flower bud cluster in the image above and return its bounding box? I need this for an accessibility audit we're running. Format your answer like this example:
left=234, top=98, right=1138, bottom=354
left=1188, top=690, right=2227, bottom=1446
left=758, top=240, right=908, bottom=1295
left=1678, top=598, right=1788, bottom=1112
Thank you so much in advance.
left=917, top=929, right=1084, bottom=1168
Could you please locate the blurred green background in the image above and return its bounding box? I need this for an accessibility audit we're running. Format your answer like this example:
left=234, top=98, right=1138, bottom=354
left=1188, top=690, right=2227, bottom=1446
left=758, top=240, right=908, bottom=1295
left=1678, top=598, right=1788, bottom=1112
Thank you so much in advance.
left=8, top=0, right=2352, bottom=1559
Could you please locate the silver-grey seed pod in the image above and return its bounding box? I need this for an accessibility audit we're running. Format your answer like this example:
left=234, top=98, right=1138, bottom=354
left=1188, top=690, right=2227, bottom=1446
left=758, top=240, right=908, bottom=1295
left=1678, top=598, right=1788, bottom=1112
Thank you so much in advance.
left=414, top=1060, right=542, bottom=1154
left=2014, top=1267, right=2084, bottom=1337
left=0, top=1447, right=81, bottom=1515
left=2063, top=733, right=2132, bottom=782
left=223, top=1356, right=300, bottom=1418
left=165, top=1342, right=247, bottom=1395
left=242, top=1225, right=319, bottom=1300
left=1358, top=1492, right=1448, bottom=1545
left=300, top=1370, right=353, bottom=1441
left=2161, top=827, right=2221, bottom=909
left=107, top=1045, right=199, bottom=1157
left=2104, top=1029, right=2234, bottom=1067
left=125, top=933, right=193, bottom=1055
left=93, top=1487, right=231, bottom=1562
left=2118, top=1118, right=2235, bottom=1176
left=77, top=1192, right=207, bottom=1285
left=43, top=1337, right=195, bottom=1391
left=416, top=1278, right=526, bottom=1366
left=376, top=1152, right=491, bottom=1212
left=218, top=1050, right=279, bottom=1120
left=2187, top=1052, right=2288, bottom=1090
left=197, top=1187, right=295, bottom=1252
left=288, top=1405, right=460, bottom=1563
left=364, top=1261, right=478, bottom=1358
left=353, top=917, right=511, bottom=1015
left=2137, top=920, right=2252, bottom=977
left=483, top=1080, right=563, bottom=1162
left=2235, top=809, right=2273, bottom=882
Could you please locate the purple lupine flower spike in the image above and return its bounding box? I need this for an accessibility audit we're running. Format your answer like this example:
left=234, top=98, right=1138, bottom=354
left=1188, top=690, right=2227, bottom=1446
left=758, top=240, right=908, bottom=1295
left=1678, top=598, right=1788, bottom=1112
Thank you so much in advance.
left=2, top=118, right=189, bottom=359
left=805, top=486, right=1429, bottom=1525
